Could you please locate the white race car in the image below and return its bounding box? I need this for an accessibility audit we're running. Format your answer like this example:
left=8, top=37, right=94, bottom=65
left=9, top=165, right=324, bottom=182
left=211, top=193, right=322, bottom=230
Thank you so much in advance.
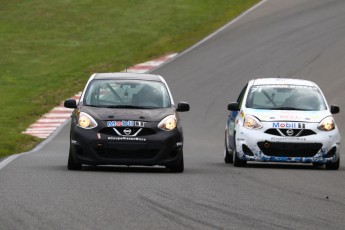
left=225, top=78, right=341, bottom=169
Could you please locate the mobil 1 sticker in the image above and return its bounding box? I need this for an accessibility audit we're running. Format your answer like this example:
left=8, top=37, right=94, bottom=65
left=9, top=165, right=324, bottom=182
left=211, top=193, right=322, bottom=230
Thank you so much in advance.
left=107, top=120, right=146, bottom=127
left=272, top=122, right=305, bottom=129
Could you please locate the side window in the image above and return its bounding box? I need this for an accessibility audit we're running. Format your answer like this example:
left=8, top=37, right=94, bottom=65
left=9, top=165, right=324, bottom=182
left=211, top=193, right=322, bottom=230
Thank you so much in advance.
left=237, top=84, right=248, bottom=108
left=85, top=82, right=101, bottom=105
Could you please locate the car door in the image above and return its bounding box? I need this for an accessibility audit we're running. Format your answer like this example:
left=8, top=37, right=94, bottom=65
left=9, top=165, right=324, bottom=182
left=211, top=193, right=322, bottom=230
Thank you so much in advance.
left=227, top=84, right=247, bottom=151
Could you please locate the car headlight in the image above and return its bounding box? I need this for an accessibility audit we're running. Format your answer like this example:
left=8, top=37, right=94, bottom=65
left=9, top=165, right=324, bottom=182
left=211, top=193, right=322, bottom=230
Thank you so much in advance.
left=158, top=114, right=177, bottom=131
left=77, top=112, right=98, bottom=129
left=318, top=116, right=335, bottom=131
left=243, top=115, right=262, bottom=129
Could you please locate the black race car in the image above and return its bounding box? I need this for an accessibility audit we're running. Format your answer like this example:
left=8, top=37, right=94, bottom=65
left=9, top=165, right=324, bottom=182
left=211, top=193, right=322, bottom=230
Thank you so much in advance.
left=64, top=73, right=189, bottom=172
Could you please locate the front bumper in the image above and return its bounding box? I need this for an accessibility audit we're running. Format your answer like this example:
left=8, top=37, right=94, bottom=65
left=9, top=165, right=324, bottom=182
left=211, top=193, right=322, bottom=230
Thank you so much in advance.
left=235, top=123, right=341, bottom=163
left=69, top=124, right=183, bottom=166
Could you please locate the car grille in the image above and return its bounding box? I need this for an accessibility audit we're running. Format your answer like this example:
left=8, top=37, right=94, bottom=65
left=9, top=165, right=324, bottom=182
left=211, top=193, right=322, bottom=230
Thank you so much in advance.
left=257, top=141, right=322, bottom=157
left=264, top=129, right=316, bottom=137
left=96, top=142, right=162, bottom=159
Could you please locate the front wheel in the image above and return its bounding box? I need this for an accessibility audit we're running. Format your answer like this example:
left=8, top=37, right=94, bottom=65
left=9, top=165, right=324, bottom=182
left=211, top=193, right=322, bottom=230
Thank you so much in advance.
left=233, top=151, right=247, bottom=167
left=233, top=133, right=246, bottom=167
left=224, top=145, right=233, bottom=164
left=67, top=146, right=82, bottom=170
left=325, top=157, right=340, bottom=170
left=167, top=152, right=184, bottom=173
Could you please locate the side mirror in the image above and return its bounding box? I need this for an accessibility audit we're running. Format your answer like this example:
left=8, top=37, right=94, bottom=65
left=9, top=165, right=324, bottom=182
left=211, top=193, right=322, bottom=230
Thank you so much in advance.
left=330, top=105, right=340, bottom=114
left=176, top=102, right=190, bottom=112
left=227, top=102, right=239, bottom=111
left=64, top=98, right=77, bottom=109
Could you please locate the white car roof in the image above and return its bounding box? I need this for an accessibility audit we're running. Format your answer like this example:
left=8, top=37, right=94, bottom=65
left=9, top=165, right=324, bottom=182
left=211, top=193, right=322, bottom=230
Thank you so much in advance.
left=251, top=78, right=317, bottom=87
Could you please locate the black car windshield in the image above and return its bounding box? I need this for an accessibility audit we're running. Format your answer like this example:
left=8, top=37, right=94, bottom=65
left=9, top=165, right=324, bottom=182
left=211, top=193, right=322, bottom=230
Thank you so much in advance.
left=83, top=79, right=171, bottom=109
left=245, top=84, right=327, bottom=111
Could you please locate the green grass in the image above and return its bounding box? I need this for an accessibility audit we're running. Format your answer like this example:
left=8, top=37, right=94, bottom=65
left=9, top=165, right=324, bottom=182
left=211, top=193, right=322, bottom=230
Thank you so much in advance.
left=0, top=0, right=259, bottom=158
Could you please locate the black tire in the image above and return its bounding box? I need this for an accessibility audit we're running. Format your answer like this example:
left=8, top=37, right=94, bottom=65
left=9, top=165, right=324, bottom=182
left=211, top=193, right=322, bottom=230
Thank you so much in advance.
left=224, top=145, right=233, bottom=164
left=224, top=131, right=233, bottom=164
left=67, top=146, right=82, bottom=170
left=325, top=157, right=340, bottom=170
left=167, top=152, right=184, bottom=173
left=232, top=132, right=246, bottom=167
left=233, top=151, right=247, bottom=167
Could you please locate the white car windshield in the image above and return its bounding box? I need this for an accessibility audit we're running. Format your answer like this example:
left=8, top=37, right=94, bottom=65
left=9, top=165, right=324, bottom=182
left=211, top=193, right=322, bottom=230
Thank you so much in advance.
left=246, top=84, right=327, bottom=111
left=84, top=80, right=171, bottom=109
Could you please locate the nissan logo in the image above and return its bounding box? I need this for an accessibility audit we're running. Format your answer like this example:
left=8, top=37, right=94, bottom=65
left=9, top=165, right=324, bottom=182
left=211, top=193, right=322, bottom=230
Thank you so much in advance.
left=286, top=129, right=294, bottom=136
left=123, top=128, right=132, bottom=135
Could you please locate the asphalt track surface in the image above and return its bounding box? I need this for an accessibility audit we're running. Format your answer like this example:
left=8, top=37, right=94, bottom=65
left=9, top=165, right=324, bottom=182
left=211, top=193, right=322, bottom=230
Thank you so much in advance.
left=1, top=0, right=345, bottom=229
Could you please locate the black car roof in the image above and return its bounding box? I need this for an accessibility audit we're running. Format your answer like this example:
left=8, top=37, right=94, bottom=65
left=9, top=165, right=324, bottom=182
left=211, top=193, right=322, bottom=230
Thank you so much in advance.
left=93, top=73, right=162, bottom=81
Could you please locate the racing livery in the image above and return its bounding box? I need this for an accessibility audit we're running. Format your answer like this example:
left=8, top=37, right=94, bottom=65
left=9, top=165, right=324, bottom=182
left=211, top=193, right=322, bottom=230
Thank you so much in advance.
left=225, top=78, right=341, bottom=169
left=64, top=73, right=189, bottom=172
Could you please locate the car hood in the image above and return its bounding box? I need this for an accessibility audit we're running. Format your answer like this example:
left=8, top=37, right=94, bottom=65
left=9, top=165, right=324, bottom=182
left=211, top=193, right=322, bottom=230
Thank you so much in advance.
left=80, top=106, right=175, bottom=122
left=243, top=108, right=331, bottom=123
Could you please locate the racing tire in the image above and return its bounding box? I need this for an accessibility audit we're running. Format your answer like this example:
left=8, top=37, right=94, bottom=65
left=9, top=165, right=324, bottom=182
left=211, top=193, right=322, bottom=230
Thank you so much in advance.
left=167, top=152, right=184, bottom=173
left=224, top=145, right=233, bottom=164
left=224, top=133, right=233, bottom=164
left=67, top=146, right=82, bottom=170
left=233, top=151, right=247, bottom=167
left=325, top=157, right=340, bottom=170
left=233, top=132, right=246, bottom=167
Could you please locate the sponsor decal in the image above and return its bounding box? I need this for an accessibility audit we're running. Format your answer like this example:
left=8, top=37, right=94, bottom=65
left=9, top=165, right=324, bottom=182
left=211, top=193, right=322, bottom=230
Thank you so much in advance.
left=272, top=122, right=305, bottom=129
left=277, top=111, right=305, bottom=120
left=240, top=111, right=245, bottom=118
left=74, top=110, right=80, bottom=117
left=107, top=121, right=116, bottom=127
left=270, top=137, right=306, bottom=141
left=107, top=120, right=146, bottom=127
left=252, top=85, right=315, bottom=92
left=278, top=114, right=300, bottom=120
left=108, top=137, right=146, bottom=141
